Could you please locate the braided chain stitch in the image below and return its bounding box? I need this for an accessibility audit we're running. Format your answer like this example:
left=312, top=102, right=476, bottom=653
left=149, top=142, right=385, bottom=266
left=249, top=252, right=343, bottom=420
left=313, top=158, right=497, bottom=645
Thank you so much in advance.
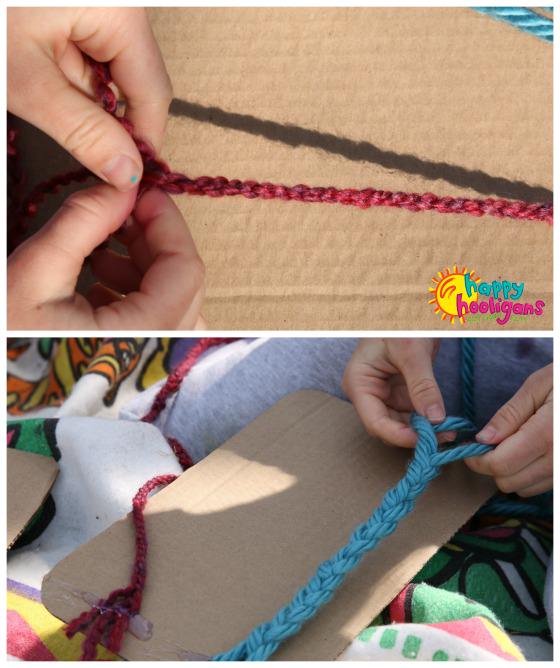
left=10, top=58, right=553, bottom=243
left=213, top=415, right=491, bottom=661
left=65, top=474, right=177, bottom=657
left=65, top=338, right=553, bottom=660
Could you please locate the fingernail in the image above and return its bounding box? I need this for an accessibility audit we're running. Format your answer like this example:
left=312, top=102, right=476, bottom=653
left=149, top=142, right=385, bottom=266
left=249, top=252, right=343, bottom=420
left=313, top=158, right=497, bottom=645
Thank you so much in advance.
left=477, top=426, right=496, bottom=442
left=101, top=155, right=141, bottom=191
left=426, top=404, right=445, bottom=422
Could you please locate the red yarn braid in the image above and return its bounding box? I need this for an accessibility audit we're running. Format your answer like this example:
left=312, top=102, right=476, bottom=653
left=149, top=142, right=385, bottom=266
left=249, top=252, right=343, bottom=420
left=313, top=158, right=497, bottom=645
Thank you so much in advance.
left=64, top=474, right=176, bottom=658
left=65, top=337, right=236, bottom=659
left=11, top=58, right=553, bottom=237
left=7, top=123, right=26, bottom=247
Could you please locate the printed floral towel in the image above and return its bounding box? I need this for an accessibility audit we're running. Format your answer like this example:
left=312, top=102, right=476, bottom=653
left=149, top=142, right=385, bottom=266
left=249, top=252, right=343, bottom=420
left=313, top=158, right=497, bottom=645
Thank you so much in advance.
left=8, top=338, right=202, bottom=418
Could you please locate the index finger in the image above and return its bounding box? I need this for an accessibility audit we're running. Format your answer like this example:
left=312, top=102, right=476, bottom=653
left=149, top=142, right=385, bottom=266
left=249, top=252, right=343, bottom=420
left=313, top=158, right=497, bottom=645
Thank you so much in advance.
left=72, top=9, right=172, bottom=151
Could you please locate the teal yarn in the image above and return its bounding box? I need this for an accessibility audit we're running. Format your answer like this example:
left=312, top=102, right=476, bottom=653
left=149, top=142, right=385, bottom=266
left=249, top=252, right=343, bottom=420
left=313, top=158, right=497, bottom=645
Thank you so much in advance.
left=461, top=338, right=475, bottom=423
left=213, top=415, right=492, bottom=661
left=478, top=490, right=553, bottom=519
left=473, top=7, right=553, bottom=42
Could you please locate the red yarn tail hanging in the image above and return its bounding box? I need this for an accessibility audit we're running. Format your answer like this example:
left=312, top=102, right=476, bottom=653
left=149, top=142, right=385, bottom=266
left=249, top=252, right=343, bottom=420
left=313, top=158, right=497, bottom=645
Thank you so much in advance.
left=65, top=337, right=237, bottom=659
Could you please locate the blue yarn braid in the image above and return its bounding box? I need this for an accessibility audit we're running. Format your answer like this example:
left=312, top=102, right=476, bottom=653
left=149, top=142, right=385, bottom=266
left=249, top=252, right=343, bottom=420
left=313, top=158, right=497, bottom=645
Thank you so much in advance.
left=472, top=7, right=553, bottom=42
left=214, top=414, right=491, bottom=660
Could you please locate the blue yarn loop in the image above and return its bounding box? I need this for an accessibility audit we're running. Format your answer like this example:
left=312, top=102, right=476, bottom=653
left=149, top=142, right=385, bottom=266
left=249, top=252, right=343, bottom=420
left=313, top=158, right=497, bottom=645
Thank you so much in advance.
left=213, top=415, right=492, bottom=661
left=473, top=7, right=553, bottom=42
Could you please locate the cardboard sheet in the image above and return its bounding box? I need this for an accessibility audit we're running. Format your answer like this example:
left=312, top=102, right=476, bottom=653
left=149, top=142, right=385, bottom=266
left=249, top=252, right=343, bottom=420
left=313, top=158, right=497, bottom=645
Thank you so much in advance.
left=13, top=8, right=552, bottom=330
left=7, top=448, right=58, bottom=549
left=42, top=391, right=496, bottom=660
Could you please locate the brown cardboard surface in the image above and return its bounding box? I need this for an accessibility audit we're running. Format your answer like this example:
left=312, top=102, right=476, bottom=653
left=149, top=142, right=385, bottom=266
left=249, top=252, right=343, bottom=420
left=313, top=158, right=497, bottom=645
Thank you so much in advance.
left=42, top=391, right=496, bottom=660
left=14, top=8, right=552, bottom=330
left=7, top=448, right=58, bottom=549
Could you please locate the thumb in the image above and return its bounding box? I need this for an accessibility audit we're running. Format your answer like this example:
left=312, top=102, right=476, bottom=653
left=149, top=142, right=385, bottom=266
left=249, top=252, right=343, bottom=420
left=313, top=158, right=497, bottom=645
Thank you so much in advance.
left=391, top=341, right=445, bottom=422
left=475, top=368, right=550, bottom=444
left=11, top=57, right=142, bottom=191
left=8, top=184, right=136, bottom=310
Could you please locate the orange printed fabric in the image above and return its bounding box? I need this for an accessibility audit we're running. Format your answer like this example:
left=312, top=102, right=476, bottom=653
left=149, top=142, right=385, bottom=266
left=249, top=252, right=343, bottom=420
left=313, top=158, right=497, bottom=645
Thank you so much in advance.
left=7, top=338, right=180, bottom=416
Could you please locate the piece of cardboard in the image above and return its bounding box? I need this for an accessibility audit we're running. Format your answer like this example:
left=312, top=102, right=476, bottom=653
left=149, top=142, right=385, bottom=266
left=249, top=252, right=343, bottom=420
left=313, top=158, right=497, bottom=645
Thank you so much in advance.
left=42, top=391, right=495, bottom=660
left=7, top=448, right=59, bottom=549
left=13, top=8, right=552, bottom=330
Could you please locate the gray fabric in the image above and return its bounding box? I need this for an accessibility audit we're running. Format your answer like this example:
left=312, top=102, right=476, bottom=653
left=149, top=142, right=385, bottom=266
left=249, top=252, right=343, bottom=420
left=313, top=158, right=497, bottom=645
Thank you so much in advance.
left=434, top=337, right=552, bottom=427
left=121, top=337, right=552, bottom=463
left=122, top=338, right=355, bottom=461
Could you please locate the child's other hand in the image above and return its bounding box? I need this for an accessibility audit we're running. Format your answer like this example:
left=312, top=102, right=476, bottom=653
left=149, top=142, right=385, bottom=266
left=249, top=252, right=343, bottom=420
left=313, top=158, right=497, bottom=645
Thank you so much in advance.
left=466, top=364, right=553, bottom=497
left=8, top=187, right=205, bottom=330
left=7, top=8, right=172, bottom=191
left=342, top=338, right=452, bottom=448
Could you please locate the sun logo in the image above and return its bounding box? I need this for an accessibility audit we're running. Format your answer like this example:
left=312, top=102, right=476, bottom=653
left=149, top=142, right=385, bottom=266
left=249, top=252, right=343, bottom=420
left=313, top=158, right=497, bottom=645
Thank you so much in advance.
left=428, top=266, right=479, bottom=325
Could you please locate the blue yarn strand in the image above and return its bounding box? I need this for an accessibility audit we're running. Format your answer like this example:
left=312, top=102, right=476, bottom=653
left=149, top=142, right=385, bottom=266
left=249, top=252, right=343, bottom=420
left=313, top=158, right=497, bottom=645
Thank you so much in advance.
left=478, top=490, right=553, bottom=519
left=461, top=338, right=476, bottom=424
left=213, top=415, right=492, bottom=661
left=472, top=7, right=553, bottom=42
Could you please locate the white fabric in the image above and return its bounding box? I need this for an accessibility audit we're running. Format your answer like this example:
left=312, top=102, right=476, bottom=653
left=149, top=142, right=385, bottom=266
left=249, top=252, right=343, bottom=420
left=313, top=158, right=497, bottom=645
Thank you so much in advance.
left=8, top=418, right=182, bottom=590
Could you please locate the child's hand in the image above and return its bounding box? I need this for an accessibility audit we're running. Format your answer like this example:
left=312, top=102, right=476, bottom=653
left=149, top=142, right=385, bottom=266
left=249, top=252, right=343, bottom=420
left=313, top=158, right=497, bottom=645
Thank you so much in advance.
left=8, top=8, right=172, bottom=190
left=8, top=187, right=205, bottom=330
left=465, top=364, right=553, bottom=497
left=342, top=338, right=451, bottom=448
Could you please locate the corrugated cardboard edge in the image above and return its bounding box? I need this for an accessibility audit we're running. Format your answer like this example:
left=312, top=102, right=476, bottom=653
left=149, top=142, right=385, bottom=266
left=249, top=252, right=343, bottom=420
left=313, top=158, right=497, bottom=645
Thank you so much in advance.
left=7, top=448, right=59, bottom=549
